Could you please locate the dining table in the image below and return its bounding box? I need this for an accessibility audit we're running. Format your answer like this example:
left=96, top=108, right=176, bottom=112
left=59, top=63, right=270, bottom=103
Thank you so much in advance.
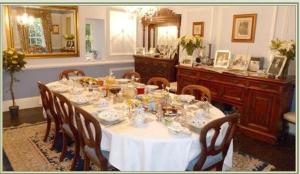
left=45, top=77, right=233, bottom=171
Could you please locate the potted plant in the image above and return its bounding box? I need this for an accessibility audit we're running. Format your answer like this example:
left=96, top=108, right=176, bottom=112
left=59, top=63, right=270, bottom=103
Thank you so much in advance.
left=3, top=48, right=26, bottom=117
left=270, top=38, right=295, bottom=78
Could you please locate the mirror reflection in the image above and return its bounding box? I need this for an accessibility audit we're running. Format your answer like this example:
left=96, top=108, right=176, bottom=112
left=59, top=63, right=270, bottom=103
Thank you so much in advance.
left=7, top=6, right=78, bottom=57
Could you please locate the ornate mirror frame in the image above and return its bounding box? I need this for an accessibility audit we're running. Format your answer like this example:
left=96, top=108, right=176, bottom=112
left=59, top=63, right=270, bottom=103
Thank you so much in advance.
left=141, top=8, right=181, bottom=50
left=5, top=5, right=79, bottom=58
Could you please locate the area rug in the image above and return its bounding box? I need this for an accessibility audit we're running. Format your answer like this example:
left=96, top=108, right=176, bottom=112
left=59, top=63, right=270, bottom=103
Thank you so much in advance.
left=3, top=123, right=275, bottom=171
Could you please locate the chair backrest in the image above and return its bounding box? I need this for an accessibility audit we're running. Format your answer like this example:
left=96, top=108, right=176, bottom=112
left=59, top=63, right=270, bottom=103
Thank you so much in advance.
left=194, top=113, right=239, bottom=171
left=123, top=71, right=141, bottom=82
left=52, top=92, right=77, bottom=134
left=74, top=106, right=107, bottom=168
left=181, top=85, right=212, bottom=102
left=147, top=77, right=170, bottom=89
left=59, top=69, right=85, bottom=80
left=37, top=81, right=60, bottom=125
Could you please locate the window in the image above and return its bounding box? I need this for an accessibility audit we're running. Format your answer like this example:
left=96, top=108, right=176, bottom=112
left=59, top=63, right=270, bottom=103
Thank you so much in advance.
left=28, top=18, right=46, bottom=47
left=85, top=23, right=92, bottom=53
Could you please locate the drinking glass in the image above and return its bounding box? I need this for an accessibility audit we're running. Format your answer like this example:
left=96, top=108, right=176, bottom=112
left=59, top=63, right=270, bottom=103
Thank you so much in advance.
left=109, top=85, right=121, bottom=104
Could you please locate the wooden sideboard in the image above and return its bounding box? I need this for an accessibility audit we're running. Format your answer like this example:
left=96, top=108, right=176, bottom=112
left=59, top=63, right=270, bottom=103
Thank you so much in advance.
left=177, top=65, right=295, bottom=144
left=133, top=55, right=178, bottom=84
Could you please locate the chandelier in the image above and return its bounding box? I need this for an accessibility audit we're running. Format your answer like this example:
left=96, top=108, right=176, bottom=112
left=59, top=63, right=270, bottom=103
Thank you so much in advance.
left=16, top=7, right=34, bottom=26
left=125, top=6, right=158, bottom=20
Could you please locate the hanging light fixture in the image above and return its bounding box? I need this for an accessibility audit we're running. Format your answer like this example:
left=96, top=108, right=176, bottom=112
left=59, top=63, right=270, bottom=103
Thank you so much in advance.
left=125, top=6, right=158, bottom=20
left=16, top=7, right=34, bottom=26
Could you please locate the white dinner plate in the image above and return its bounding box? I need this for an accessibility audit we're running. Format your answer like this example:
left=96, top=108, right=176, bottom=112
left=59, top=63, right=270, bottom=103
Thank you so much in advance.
left=70, top=96, right=89, bottom=105
left=146, top=85, right=159, bottom=91
left=178, top=95, right=195, bottom=103
left=97, top=109, right=124, bottom=122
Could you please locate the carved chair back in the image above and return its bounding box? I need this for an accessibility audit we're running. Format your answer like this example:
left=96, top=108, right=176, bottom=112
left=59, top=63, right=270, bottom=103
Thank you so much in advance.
left=147, top=77, right=170, bottom=89
left=59, top=69, right=86, bottom=80
left=37, top=81, right=60, bottom=125
left=52, top=92, right=77, bottom=136
left=74, top=106, right=108, bottom=170
left=182, top=85, right=212, bottom=102
left=194, top=113, right=239, bottom=171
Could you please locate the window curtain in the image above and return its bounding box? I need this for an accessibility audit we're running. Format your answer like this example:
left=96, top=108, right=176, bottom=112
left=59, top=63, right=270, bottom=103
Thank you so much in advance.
left=16, top=8, right=53, bottom=53
left=16, top=8, right=30, bottom=53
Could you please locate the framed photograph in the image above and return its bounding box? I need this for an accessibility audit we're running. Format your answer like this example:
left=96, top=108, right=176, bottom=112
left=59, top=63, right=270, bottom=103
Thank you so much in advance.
left=192, top=22, right=204, bottom=37
left=230, top=54, right=251, bottom=70
left=180, top=57, right=193, bottom=67
left=267, top=55, right=287, bottom=77
left=214, top=50, right=231, bottom=68
left=248, top=57, right=264, bottom=72
left=231, top=14, right=257, bottom=42
left=52, top=25, right=59, bottom=34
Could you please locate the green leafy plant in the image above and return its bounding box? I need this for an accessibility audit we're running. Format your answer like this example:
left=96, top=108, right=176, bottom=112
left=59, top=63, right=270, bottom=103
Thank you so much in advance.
left=178, top=35, right=204, bottom=56
left=3, top=48, right=26, bottom=106
left=270, top=38, right=295, bottom=60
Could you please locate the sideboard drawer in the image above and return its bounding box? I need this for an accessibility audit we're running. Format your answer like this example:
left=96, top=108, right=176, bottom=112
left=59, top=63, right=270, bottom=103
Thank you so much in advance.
left=249, top=81, right=280, bottom=93
left=179, top=69, right=199, bottom=77
left=218, top=76, right=247, bottom=86
left=222, top=85, right=245, bottom=104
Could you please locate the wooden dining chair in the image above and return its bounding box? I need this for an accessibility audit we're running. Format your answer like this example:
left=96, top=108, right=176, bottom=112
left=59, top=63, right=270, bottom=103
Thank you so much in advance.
left=74, top=106, right=109, bottom=171
left=122, top=71, right=141, bottom=82
left=147, top=77, right=170, bottom=89
left=188, top=113, right=239, bottom=171
left=182, top=85, right=212, bottom=102
left=52, top=92, right=80, bottom=170
left=37, top=82, right=61, bottom=148
left=59, top=69, right=86, bottom=80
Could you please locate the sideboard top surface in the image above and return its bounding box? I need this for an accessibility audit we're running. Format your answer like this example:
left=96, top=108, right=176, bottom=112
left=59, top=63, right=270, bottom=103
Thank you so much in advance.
left=177, top=65, right=295, bottom=85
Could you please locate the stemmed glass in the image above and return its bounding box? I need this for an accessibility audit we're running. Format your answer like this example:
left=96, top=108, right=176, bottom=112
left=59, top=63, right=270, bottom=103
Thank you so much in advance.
left=109, top=85, right=121, bottom=104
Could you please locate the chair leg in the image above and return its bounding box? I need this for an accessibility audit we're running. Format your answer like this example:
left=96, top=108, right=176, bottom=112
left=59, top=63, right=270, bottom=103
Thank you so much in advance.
left=216, top=162, right=223, bottom=171
left=43, top=118, right=51, bottom=142
left=60, top=132, right=67, bottom=162
left=71, top=139, right=80, bottom=170
left=84, top=154, right=90, bottom=171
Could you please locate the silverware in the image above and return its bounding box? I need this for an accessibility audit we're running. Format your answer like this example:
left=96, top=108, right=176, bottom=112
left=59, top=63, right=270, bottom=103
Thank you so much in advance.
left=104, top=119, right=126, bottom=128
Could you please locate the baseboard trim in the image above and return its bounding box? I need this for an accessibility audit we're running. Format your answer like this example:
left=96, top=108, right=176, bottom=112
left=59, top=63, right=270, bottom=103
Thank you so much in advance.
left=2, top=96, right=41, bottom=112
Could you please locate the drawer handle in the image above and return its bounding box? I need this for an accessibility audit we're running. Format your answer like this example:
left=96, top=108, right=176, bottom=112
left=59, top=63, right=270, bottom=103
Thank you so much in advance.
left=258, top=84, right=269, bottom=89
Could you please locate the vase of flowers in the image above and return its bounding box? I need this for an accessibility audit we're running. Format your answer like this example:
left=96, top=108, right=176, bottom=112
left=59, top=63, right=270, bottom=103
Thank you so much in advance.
left=3, top=48, right=26, bottom=118
left=178, top=35, right=204, bottom=56
left=270, top=39, right=295, bottom=78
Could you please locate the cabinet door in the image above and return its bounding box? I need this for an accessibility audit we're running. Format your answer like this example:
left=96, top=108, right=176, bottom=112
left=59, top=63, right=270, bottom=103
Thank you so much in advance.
left=246, top=90, right=277, bottom=133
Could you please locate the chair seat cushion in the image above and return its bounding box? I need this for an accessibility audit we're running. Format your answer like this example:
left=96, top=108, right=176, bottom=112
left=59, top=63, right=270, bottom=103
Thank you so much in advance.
left=186, top=153, right=223, bottom=171
left=84, top=145, right=109, bottom=166
left=284, top=112, right=296, bottom=124
left=62, top=123, right=74, bottom=139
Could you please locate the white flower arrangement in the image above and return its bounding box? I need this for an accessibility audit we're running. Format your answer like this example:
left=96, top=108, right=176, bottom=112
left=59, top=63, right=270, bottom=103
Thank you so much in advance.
left=270, top=39, right=295, bottom=60
left=178, top=35, right=204, bottom=55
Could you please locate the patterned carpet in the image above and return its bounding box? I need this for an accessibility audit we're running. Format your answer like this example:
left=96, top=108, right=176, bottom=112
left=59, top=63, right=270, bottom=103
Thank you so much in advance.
left=3, top=123, right=275, bottom=171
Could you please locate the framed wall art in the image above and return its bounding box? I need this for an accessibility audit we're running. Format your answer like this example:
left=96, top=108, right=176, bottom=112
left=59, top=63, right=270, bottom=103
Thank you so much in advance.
left=52, top=25, right=59, bottom=34
left=230, top=54, right=251, bottom=70
left=214, top=50, right=231, bottom=68
left=267, top=55, right=287, bottom=77
left=192, top=22, right=204, bottom=37
left=231, top=14, right=257, bottom=42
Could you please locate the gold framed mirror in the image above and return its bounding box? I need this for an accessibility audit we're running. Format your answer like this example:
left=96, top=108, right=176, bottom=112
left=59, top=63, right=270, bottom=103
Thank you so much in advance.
left=5, top=5, right=79, bottom=58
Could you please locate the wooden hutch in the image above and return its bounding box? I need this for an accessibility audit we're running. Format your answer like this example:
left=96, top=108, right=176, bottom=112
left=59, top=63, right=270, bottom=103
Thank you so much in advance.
left=177, top=65, right=295, bottom=144
left=134, top=8, right=181, bottom=84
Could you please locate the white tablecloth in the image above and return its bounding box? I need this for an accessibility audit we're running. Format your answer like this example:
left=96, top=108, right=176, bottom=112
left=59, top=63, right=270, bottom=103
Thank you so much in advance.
left=46, top=81, right=233, bottom=171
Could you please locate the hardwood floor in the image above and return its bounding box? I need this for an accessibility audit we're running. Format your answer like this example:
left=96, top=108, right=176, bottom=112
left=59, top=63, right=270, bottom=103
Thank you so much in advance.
left=2, top=107, right=296, bottom=171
